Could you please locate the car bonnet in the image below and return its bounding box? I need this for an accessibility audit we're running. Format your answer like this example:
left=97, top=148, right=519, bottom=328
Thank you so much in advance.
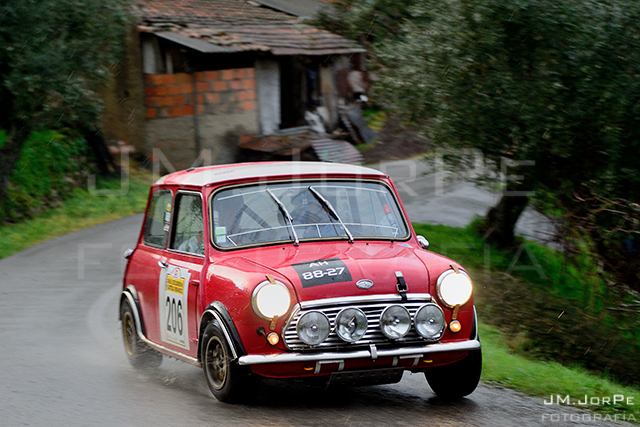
left=240, top=241, right=434, bottom=303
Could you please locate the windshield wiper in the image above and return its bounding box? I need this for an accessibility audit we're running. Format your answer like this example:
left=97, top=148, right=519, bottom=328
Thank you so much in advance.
left=265, top=187, right=299, bottom=246
left=308, top=186, right=354, bottom=243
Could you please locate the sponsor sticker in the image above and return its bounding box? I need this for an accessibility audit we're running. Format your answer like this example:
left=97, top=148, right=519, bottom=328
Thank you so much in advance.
left=159, top=264, right=190, bottom=349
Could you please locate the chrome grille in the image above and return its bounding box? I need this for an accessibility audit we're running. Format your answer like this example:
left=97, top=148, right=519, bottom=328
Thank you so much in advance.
left=282, top=294, right=437, bottom=350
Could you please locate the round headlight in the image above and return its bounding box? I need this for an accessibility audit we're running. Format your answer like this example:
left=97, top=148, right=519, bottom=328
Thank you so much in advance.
left=379, top=305, right=411, bottom=339
left=437, top=270, right=473, bottom=308
left=252, top=280, right=291, bottom=319
left=414, top=304, right=445, bottom=340
left=335, top=307, right=368, bottom=342
left=297, top=311, right=330, bottom=346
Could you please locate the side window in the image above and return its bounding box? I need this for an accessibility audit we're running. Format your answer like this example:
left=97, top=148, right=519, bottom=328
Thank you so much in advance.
left=143, top=189, right=173, bottom=249
left=170, top=193, right=204, bottom=256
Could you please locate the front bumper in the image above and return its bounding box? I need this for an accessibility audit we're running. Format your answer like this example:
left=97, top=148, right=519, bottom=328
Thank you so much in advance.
left=238, top=339, right=480, bottom=367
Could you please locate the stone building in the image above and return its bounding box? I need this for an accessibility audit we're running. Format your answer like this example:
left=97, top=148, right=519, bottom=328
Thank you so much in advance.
left=104, top=0, right=365, bottom=171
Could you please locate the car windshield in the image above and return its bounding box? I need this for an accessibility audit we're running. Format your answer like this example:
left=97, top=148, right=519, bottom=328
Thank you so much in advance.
left=210, top=180, right=409, bottom=248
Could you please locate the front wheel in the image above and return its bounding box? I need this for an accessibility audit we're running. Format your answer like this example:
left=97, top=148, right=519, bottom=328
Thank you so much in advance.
left=201, top=321, right=259, bottom=402
left=120, top=298, right=163, bottom=369
left=425, top=349, right=482, bottom=399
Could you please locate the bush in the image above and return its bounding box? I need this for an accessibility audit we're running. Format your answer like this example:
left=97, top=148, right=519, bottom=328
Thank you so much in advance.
left=414, top=222, right=640, bottom=387
left=0, top=129, right=91, bottom=222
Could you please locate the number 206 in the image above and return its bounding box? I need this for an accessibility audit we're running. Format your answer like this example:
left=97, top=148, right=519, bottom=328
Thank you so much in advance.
left=166, top=297, right=183, bottom=335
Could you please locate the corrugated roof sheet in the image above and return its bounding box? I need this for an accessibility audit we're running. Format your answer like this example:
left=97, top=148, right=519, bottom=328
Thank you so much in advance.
left=311, top=138, right=364, bottom=165
left=134, top=0, right=364, bottom=56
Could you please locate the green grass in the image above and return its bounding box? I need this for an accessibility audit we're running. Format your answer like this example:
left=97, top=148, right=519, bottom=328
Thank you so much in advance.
left=416, top=221, right=640, bottom=422
left=1, top=130, right=93, bottom=223
left=480, top=322, right=639, bottom=421
left=414, top=221, right=602, bottom=305
left=0, top=170, right=151, bottom=259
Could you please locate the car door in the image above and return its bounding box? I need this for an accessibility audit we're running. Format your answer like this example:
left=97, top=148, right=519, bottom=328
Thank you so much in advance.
left=128, top=188, right=173, bottom=345
left=160, top=191, right=205, bottom=358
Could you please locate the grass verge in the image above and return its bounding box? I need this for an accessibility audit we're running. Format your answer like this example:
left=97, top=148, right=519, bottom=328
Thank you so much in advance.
left=415, top=222, right=640, bottom=422
left=480, top=322, right=639, bottom=421
left=0, top=168, right=151, bottom=259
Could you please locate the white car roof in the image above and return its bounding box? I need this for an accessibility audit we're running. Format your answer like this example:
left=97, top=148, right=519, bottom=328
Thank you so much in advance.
left=155, top=162, right=386, bottom=187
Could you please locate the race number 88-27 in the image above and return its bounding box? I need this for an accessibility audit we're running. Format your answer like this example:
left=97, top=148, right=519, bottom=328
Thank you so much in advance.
left=292, top=258, right=352, bottom=288
left=301, top=267, right=345, bottom=281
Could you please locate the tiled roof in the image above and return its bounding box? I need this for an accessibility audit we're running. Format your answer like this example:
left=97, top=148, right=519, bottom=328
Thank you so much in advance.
left=133, top=0, right=363, bottom=55
left=252, top=0, right=330, bottom=18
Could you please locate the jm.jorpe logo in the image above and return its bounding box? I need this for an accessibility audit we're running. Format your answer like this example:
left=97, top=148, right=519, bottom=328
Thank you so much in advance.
left=544, top=394, right=635, bottom=406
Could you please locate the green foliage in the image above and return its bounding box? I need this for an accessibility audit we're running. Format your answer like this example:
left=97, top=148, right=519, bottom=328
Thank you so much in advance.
left=0, top=0, right=129, bottom=132
left=414, top=222, right=640, bottom=387
left=0, top=0, right=129, bottom=219
left=312, top=0, right=420, bottom=44
left=362, top=108, right=387, bottom=132
left=362, top=0, right=640, bottom=285
left=415, top=219, right=601, bottom=302
left=376, top=0, right=640, bottom=200
left=0, top=129, right=6, bottom=149
left=479, top=323, right=640, bottom=421
left=1, top=130, right=91, bottom=222
left=0, top=171, right=151, bottom=259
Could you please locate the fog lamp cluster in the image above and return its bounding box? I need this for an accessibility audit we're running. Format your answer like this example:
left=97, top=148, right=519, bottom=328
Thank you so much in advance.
left=380, top=304, right=445, bottom=340
left=296, top=303, right=446, bottom=346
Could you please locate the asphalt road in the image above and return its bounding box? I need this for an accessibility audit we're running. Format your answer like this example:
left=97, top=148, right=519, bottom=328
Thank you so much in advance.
left=0, top=166, right=632, bottom=427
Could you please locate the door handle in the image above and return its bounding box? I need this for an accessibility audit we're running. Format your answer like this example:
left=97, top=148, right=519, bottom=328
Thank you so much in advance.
left=158, top=260, right=168, bottom=268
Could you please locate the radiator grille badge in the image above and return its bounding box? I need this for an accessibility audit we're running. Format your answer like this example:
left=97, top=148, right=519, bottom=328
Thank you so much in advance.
left=356, top=279, right=374, bottom=290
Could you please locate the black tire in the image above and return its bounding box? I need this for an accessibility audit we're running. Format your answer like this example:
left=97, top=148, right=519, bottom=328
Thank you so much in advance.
left=201, top=321, right=259, bottom=403
left=120, top=298, right=163, bottom=369
left=425, top=349, right=482, bottom=399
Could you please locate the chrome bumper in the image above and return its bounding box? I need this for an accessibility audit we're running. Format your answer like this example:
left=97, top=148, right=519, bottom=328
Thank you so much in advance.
left=238, top=339, right=480, bottom=367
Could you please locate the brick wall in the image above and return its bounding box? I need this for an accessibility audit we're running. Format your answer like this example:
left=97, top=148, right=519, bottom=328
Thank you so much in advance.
left=145, top=68, right=257, bottom=119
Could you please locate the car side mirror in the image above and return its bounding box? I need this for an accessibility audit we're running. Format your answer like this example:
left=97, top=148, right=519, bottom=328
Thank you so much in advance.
left=417, top=235, right=429, bottom=250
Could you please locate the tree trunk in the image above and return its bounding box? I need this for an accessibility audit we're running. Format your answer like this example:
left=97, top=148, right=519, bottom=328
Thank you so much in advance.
left=82, top=126, right=119, bottom=177
left=480, top=192, right=529, bottom=247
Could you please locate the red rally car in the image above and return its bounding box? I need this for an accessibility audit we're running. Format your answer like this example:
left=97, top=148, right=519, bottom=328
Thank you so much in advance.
left=120, top=161, right=481, bottom=402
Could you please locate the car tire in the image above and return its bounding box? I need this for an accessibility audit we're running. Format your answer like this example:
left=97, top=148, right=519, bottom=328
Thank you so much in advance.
left=201, top=321, right=259, bottom=403
left=424, top=349, right=482, bottom=399
left=120, top=298, right=163, bottom=369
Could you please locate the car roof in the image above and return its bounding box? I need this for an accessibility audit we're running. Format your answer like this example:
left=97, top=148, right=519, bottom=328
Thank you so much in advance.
left=155, top=162, right=386, bottom=187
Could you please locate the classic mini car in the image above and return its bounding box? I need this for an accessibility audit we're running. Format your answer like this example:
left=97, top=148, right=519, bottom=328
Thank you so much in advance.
left=120, top=162, right=481, bottom=402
